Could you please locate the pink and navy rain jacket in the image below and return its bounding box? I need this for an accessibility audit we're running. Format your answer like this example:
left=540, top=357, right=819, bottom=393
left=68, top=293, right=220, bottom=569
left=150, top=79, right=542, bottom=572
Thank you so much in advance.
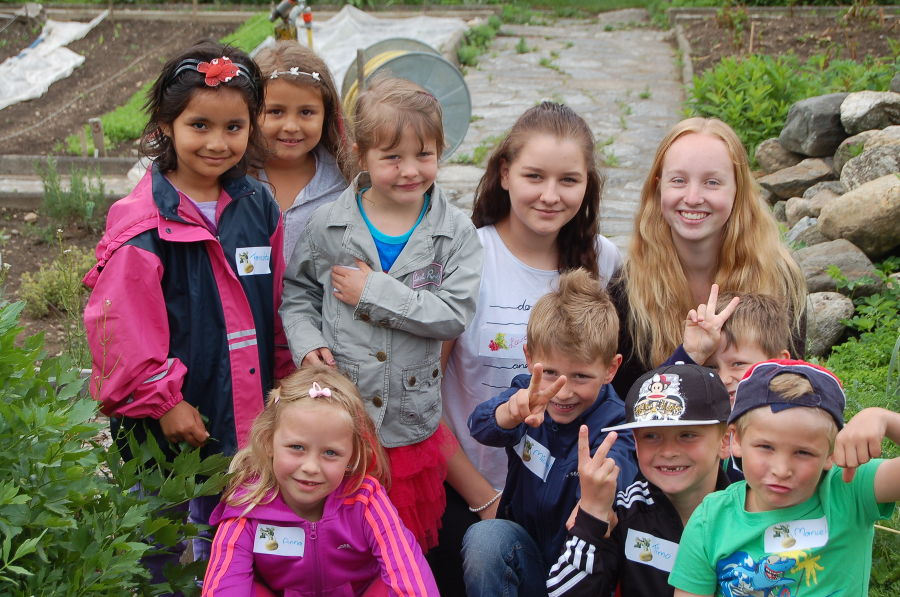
left=83, top=165, right=294, bottom=459
left=203, top=476, right=438, bottom=596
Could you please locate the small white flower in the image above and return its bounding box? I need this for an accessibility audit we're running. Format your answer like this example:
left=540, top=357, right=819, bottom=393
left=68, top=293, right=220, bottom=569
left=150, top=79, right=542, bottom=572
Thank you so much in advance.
left=289, top=67, right=300, bottom=75
left=312, top=71, right=321, bottom=81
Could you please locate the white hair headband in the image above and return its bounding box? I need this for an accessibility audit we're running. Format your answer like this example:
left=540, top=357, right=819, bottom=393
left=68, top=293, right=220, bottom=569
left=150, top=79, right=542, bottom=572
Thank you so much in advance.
left=269, top=67, right=321, bottom=82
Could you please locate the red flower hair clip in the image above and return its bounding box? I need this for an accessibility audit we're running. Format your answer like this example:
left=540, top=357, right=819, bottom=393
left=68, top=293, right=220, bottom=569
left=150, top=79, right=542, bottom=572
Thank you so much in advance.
left=197, top=57, right=241, bottom=87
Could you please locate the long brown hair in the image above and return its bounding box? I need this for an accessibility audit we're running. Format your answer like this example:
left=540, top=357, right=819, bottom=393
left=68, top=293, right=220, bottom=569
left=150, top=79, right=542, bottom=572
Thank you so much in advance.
left=223, top=366, right=388, bottom=514
left=471, top=102, right=603, bottom=277
left=254, top=40, right=353, bottom=180
left=624, top=117, right=806, bottom=367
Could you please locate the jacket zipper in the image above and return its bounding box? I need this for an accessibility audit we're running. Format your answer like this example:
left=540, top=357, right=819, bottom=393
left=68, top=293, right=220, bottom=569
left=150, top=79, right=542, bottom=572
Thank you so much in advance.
left=310, top=521, right=321, bottom=595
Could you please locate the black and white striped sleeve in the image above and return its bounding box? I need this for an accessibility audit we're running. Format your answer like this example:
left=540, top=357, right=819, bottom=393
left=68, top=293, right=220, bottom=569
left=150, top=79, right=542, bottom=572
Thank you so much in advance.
left=546, top=509, right=619, bottom=597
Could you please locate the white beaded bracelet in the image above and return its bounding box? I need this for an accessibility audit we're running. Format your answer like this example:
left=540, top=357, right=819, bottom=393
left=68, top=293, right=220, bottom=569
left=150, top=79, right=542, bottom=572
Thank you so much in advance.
left=469, top=490, right=503, bottom=513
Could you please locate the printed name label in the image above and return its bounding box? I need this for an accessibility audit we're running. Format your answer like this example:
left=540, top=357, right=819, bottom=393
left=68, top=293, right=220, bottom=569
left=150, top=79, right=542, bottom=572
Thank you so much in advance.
left=253, top=524, right=306, bottom=557
left=411, top=263, right=443, bottom=288
left=764, top=517, right=828, bottom=552
left=514, top=435, right=555, bottom=481
left=624, top=528, right=679, bottom=572
left=478, top=326, right=527, bottom=360
left=236, top=246, right=272, bottom=276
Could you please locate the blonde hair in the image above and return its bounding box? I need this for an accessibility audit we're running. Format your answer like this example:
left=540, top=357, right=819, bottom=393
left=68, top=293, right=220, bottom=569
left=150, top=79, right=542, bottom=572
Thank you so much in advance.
left=254, top=40, right=353, bottom=180
left=223, top=366, right=388, bottom=513
left=527, top=268, right=619, bottom=364
left=352, top=76, right=445, bottom=161
left=719, top=292, right=791, bottom=358
left=734, top=373, right=838, bottom=450
left=624, top=117, right=806, bottom=367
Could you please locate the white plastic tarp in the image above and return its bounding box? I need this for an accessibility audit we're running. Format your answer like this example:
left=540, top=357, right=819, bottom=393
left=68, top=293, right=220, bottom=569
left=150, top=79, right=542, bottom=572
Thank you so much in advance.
left=0, top=10, right=107, bottom=111
left=258, top=5, right=468, bottom=93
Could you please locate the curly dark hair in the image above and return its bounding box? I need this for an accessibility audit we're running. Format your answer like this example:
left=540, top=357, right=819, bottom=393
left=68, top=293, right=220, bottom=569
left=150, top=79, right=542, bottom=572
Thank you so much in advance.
left=141, top=39, right=266, bottom=177
left=471, top=101, right=603, bottom=276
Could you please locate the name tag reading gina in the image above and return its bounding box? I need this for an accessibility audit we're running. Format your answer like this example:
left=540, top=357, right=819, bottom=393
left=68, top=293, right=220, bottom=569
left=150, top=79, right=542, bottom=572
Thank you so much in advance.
left=253, top=524, right=306, bottom=557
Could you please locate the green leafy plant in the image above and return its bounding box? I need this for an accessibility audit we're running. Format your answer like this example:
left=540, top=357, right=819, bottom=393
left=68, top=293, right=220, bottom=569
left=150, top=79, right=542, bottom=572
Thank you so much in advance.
left=0, top=301, right=230, bottom=595
left=515, top=37, right=532, bottom=54
left=457, top=19, right=501, bottom=68
left=37, top=158, right=106, bottom=233
left=686, top=52, right=897, bottom=162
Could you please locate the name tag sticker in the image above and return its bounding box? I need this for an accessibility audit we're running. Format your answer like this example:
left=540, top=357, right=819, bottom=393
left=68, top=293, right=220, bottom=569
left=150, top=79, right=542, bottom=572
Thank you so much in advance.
left=478, top=326, right=527, bottom=360
left=236, top=246, right=272, bottom=276
left=411, top=262, right=444, bottom=288
left=253, top=524, right=306, bottom=557
left=514, top=435, right=555, bottom=481
left=624, top=528, right=679, bottom=572
left=764, top=517, right=828, bottom=552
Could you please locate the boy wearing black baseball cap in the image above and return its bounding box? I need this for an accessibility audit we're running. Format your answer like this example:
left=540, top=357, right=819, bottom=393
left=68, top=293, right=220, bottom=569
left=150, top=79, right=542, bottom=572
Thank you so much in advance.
left=547, top=363, right=732, bottom=596
left=670, top=359, right=900, bottom=597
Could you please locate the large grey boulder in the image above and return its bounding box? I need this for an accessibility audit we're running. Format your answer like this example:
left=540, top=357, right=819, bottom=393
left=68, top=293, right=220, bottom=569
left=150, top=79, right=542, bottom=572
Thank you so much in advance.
left=806, top=292, right=855, bottom=357
left=833, top=126, right=900, bottom=175
left=794, top=239, right=881, bottom=296
left=839, top=145, right=900, bottom=190
left=755, top=138, right=803, bottom=174
left=818, top=174, right=900, bottom=258
left=779, top=93, right=850, bottom=156
left=758, top=158, right=834, bottom=200
left=802, top=180, right=847, bottom=199
left=786, top=216, right=829, bottom=248
left=840, top=91, right=900, bottom=135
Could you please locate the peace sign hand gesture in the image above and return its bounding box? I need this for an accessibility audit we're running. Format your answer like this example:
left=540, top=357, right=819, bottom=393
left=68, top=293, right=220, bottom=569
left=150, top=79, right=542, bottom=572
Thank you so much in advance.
left=577, top=427, right=620, bottom=525
left=496, top=363, right=567, bottom=429
left=683, top=283, right=740, bottom=365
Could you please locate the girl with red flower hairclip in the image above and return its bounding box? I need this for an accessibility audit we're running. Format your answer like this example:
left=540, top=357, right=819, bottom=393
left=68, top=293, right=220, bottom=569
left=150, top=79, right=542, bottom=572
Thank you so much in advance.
left=83, top=40, right=294, bottom=589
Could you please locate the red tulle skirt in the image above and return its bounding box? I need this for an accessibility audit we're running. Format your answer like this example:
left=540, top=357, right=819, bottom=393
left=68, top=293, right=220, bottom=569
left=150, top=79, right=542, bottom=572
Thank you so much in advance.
left=385, top=424, right=456, bottom=552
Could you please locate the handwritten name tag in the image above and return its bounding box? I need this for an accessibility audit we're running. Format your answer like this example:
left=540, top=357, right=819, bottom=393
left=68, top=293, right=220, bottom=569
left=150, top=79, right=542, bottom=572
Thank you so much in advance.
left=764, top=517, right=828, bottom=552
left=514, top=435, right=555, bottom=481
left=624, top=528, right=679, bottom=572
left=253, top=524, right=306, bottom=557
left=411, top=263, right=443, bottom=288
left=236, top=246, right=272, bottom=276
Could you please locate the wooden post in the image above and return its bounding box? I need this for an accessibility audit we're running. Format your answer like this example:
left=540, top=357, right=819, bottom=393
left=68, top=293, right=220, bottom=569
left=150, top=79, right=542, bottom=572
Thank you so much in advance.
left=88, top=118, right=106, bottom=158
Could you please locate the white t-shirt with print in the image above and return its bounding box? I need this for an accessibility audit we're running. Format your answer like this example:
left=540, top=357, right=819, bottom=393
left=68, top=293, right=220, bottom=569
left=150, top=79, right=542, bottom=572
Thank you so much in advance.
left=441, top=224, right=622, bottom=489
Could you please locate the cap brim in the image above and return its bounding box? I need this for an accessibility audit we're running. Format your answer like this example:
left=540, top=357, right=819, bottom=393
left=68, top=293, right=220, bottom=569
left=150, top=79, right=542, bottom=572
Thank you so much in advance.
left=602, top=419, right=724, bottom=432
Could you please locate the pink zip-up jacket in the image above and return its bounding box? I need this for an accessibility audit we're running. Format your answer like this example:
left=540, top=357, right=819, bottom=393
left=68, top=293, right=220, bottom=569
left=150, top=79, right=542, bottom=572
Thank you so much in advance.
left=203, top=476, right=438, bottom=596
left=83, top=165, right=294, bottom=457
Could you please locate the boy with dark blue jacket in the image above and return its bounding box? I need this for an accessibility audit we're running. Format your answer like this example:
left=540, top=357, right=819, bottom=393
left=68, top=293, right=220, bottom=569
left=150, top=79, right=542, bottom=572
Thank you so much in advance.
left=463, top=268, right=638, bottom=597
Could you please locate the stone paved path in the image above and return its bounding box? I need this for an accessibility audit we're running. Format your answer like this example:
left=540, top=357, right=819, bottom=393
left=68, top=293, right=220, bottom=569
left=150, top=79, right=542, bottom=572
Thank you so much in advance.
left=438, top=8, right=684, bottom=252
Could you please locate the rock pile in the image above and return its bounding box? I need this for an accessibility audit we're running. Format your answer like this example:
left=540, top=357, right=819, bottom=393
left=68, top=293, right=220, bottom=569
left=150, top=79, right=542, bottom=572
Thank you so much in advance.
left=754, top=89, right=900, bottom=356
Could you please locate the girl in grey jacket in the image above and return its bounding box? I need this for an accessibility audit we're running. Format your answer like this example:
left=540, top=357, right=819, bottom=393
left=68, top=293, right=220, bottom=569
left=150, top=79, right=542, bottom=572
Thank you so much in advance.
left=280, top=77, right=482, bottom=552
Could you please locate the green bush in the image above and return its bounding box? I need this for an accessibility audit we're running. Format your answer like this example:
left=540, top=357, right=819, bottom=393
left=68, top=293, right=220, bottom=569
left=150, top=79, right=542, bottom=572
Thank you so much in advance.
left=820, top=258, right=900, bottom=596
left=18, top=246, right=94, bottom=320
left=0, top=301, right=230, bottom=595
left=686, top=53, right=897, bottom=162
left=37, top=158, right=106, bottom=233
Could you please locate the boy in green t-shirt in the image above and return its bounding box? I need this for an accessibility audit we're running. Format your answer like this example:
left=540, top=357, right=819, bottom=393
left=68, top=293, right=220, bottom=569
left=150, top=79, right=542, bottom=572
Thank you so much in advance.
left=670, top=360, right=900, bottom=597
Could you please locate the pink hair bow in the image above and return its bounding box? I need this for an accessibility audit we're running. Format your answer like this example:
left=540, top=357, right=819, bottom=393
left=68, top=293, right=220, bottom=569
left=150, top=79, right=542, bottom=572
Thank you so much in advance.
left=309, top=382, right=332, bottom=398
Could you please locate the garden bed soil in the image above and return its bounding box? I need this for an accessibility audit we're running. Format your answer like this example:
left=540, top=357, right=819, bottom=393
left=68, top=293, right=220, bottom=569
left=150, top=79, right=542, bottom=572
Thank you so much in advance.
left=1, top=7, right=898, bottom=356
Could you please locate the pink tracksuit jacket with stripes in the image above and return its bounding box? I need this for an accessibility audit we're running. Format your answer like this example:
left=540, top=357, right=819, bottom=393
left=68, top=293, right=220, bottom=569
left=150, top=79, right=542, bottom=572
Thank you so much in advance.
left=203, top=475, right=438, bottom=596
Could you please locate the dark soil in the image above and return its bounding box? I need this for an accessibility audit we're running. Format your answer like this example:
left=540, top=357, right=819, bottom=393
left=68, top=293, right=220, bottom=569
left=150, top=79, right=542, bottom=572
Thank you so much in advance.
left=0, top=16, right=237, bottom=156
left=2, top=7, right=898, bottom=356
left=681, top=9, right=899, bottom=75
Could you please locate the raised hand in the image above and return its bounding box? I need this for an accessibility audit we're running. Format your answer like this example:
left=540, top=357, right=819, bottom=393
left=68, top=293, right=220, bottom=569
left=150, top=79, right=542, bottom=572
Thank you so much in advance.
left=577, top=426, right=620, bottom=525
left=683, top=283, right=740, bottom=365
left=833, top=407, right=887, bottom=482
left=497, top=363, right=567, bottom=429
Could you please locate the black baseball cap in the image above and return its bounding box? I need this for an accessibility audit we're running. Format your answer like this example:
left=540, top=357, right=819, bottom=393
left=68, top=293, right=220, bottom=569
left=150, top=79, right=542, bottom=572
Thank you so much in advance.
left=603, top=364, right=730, bottom=432
left=728, top=359, right=845, bottom=429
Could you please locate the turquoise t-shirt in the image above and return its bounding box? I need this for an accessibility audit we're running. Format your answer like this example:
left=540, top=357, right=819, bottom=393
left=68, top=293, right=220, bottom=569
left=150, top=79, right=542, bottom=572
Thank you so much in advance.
left=670, top=460, right=895, bottom=596
left=356, top=191, right=430, bottom=272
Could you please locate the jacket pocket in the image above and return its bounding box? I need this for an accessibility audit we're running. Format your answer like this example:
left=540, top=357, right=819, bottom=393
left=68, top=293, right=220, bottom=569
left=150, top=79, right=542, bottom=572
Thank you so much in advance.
left=399, top=360, right=442, bottom=426
left=335, top=359, right=360, bottom=385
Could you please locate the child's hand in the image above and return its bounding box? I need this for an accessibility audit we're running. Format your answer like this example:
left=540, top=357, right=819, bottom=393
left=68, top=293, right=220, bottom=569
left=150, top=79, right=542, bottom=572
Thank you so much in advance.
left=498, top=363, right=566, bottom=428
left=833, top=407, right=887, bottom=482
left=302, top=347, right=336, bottom=368
left=332, top=259, right=371, bottom=308
left=159, top=401, right=209, bottom=447
left=683, top=284, right=740, bottom=365
left=577, top=426, right=619, bottom=524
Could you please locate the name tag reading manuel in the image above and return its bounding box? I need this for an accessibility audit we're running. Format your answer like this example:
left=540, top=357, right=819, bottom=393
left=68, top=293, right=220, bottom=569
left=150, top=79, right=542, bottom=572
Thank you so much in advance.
left=515, top=435, right=555, bottom=481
